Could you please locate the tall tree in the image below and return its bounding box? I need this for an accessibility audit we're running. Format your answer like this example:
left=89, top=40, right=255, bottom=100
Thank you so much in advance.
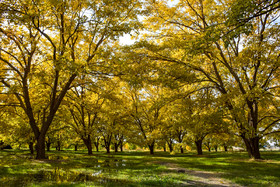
left=0, top=0, right=142, bottom=159
left=141, top=0, right=280, bottom=159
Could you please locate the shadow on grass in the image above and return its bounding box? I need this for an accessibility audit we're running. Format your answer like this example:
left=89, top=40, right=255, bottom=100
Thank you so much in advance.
left=1, top=150, right=280, bottom=186
left=1, top=169, right=232, bottom=187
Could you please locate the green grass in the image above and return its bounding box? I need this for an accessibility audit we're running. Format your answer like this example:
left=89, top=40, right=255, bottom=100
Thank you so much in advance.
left=1, top=150, right=280, bottom=186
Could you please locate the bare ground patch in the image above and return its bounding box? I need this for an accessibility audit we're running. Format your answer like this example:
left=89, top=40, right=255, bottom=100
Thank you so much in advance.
left=155, top=161, right=242, bottom=187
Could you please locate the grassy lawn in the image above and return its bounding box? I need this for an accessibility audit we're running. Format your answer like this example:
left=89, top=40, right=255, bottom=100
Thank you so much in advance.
left=1, top=150, right=280, bottom=186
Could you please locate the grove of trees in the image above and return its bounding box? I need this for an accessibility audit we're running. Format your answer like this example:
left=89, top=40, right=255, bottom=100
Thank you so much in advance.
left=1, top=0, right=280, bottom=160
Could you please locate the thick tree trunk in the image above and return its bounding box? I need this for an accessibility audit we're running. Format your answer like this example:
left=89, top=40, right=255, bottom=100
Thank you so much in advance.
left=242, top=136, right=261, bottom=159
left=82, top=136, right=93, bottom=155
left=242, top=100, right=261, bottom=159
left=86, top=140, right=92, bottom=155
left=87, top=142, right=93, bottom=155
left=105, top=145, right=110, bottom=153
left=195, top=140, right=203, bottom=155
left=224, top=145, right=228, bottom=152
left=36, top=135, right=46, bottom=159
left=74, top=144, right=78, bottom=151
left=163, top=145, right=166, bottom=152
left=148, top=142, right=155, bottom=154
left=29, top=142, right=34, bottom=154
left=114, top=143, right=118, bottom=152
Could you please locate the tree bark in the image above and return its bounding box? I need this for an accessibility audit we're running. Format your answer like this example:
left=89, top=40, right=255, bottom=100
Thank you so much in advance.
left=180, top=146, right=184, bottom=153
left=94, top=142, right=99, bottom=152
left=205, top=142, right=211, bottom=152
left=224, top=145, right=228, bottom=152
left=214, top=145, right=218, bottom=152
left=178, top=132, right=185, bottom=153
left=242, top=135, right=261, bottom=159
left=167, top=142, right=173, bottom=152
left=114, top=143, right=119, bottom=152
left=242, top=101, right=261, bottom=159
left=148, top=142, right=155, bottom=154
left=195, top=140, right=203, bottom=155
left=120, top=141, right=123, bottom=152
left=56, top=140, right=61, bottom=151
left=29, top=142, right=34, bottom=154
left=82, top=136, right=93, bottom=155
left=105, top=145, right=110, bottom=153
left=36, top=135, right=46, bottom=159
left=103, top=134, right=112, bottom=154
left=94, top=137, right=99, bottom=152
left=163, top=145, right=166, bottom=152
left=167, top=138, right=173, bottom=152
left=74, top=144, right=78, bottom=151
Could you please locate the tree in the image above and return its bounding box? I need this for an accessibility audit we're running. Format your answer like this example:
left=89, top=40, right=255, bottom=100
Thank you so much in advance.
left=173, top=88, right=225, bottom=155
left=141, top=0, right=280, bottom=159
left=0, top=0, right=142, bottom=159
left=125, top=83, right=172, bottom=154
left=65, top=79, right=103, bottom=155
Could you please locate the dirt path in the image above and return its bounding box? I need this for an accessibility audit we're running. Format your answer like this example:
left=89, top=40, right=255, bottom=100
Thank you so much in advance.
left=158, top=162, right=242, bottom=187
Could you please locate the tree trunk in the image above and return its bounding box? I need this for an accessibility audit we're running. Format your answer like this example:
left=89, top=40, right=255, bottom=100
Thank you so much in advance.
left=82, top=136, right=93, bottom=155
left=224, top=145, right=228, bottom=152
left=57, top=140, right=61, bottom=151
left=214, top=145, right=218, bottom=152
left=163, top=145, right=166, bottom=152
left=167, top=138, right=173, bottom=152
left=180, top=146, right=184, bottom=153
left=114, top=143, right=118, bottom=152
left=29, top=142, right=34, bottom=154
left=242, top=100, right=261, bottom=159
left=120, top=141, right=123, bottom=152
left=205, top=142, right=211, bottom=152
left=105, top=145, right=110, bottom=153
left=103, top=134, right=112, bottom=153
left=87, top=141, right=93, bottom=155
left=94, top=137, right=99, bottom=152
left=178, top=133, right=185, bottom=154
left=36, top=135, right=46, bottom=159
left=74, top=144, right=78, bottom=151
left=224, top=145, right=227, bottom=152
left=195, top=140, right=203, bottom=155
left=168, top=143, right=173, bottom=152
left=148, top=142, right=155, bottom=154
left=94, top=142, right=99, bottom=152
left=46, top=142, right=51, bottom=152
left=242, top=136, right=261, bottom=159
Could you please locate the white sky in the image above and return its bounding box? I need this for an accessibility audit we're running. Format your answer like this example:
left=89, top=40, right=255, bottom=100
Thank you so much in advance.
left=119, top=34, right=136, bottom=45
left=119, top=0, right=179, bottom=45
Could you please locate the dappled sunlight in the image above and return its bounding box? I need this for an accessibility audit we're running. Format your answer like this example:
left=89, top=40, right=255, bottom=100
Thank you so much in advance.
left=1, top=150, right=280, bottom=186
left=1, top=0, right=280, bottom=186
